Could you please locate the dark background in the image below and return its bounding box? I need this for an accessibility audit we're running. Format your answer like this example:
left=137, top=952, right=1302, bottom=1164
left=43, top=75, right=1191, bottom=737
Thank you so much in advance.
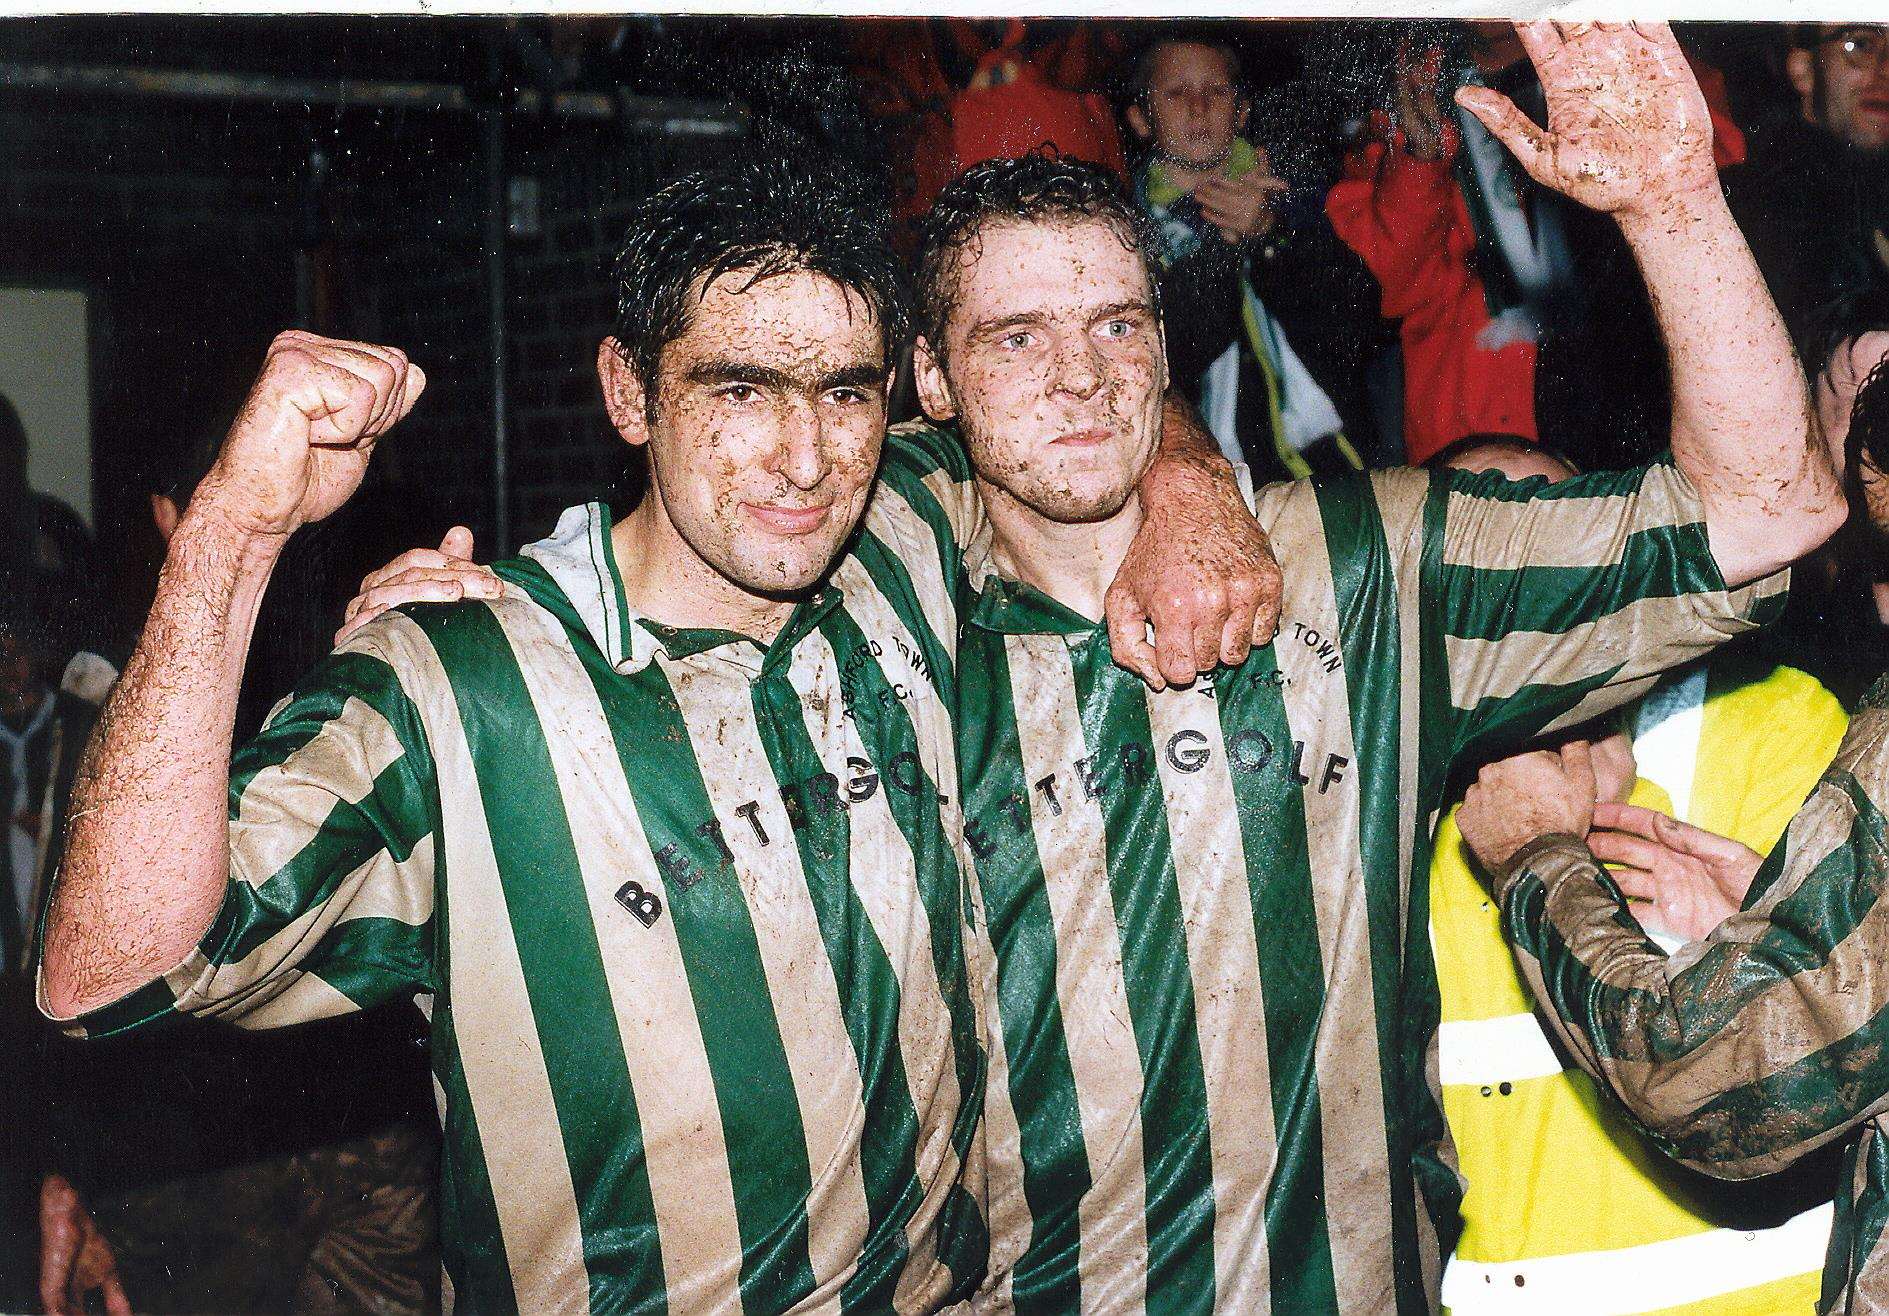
left=0, top=17, right=1806, bottom=660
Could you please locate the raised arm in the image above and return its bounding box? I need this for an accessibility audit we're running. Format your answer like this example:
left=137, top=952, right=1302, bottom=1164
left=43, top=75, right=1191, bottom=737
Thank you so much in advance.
left=39, top=331, right=422, bottom=1020
left=1457, top=21, right=1845, bottom=585
left=1457, top=693, right=1889, bottom=1179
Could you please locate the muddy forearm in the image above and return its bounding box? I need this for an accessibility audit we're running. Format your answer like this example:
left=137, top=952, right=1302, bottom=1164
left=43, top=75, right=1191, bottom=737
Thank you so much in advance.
left=1619, top=186, right=1842, bottom=583
left=41, top=512, right=282, bottom=1018
left=1499, top=832, right=1889, bottom=1178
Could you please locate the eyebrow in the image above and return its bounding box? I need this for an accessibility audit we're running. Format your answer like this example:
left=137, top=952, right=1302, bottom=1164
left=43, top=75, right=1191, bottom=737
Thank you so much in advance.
left=684, top=358, right=886, bottom=391
left=1091, top=299, right=1156, bottom=323
left=966, top=298, right=1156, bottom=342
left=821, top=363, right=891, bottom=391
left=965, top=311, right=1044, bottom=340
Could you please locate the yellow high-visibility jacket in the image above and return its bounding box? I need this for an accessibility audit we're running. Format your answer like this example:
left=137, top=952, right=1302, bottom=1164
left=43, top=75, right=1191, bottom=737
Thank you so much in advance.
left=1434, top=659, right=1849, bottom=1315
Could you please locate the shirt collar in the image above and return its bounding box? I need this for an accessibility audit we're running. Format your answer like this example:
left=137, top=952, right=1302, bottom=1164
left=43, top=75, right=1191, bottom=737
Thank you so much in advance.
left=520, top=502, right=846, bottom=676
left=965, top=573, right=1101, bottom=640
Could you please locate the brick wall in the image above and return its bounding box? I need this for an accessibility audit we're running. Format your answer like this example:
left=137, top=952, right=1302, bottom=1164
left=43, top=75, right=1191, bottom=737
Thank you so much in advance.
left=0, top=80, right=727, bottom=659
left=339, top=116, right=727, bottom=555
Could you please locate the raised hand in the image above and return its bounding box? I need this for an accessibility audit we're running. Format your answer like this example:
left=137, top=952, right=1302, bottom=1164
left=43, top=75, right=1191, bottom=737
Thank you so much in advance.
left=335, top=525, right=501, bottom=645
left=1195, top=152, right=1289, bottom=245
left=1587, top=801, right=1763, bottom=941
left=193, top=329, right=425, bottom=542
left=1454, top=21, right=1717, bottom=219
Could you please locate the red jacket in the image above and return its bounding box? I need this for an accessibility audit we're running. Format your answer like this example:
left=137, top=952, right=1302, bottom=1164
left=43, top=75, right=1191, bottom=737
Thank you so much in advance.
left=849, top=19, right=1128, bottom=242
left=1325, top=61, right=1747, bottom=465
left=1328, top=121, right=1539, bottom=463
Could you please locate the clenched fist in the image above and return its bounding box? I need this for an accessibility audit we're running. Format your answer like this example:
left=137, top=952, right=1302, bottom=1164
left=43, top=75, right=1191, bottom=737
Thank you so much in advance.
left=1458, top=739, right=1599, bottom=875
left=190, top=330, right=425, bottom=541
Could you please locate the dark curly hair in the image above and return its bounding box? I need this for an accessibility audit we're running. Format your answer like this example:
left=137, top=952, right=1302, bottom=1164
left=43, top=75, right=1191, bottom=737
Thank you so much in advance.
left=1851, top=353, right=1889, bottom=485
left=913, top=151, right=1163, bottom=363
left=610, top=153, right=908, bottom=419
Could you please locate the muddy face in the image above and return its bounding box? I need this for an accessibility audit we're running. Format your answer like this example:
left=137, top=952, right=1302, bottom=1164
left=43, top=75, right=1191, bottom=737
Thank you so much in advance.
left=916, top=217, right=1166, bottom=526
left=610, top=267, right=889, bottom=603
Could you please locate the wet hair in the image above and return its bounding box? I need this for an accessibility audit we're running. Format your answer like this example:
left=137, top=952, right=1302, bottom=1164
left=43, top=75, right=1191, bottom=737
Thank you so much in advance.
left=609, top=154, right=908, bottom=418
left=1802, top=293, right=1889, bottom=494
left=914, top=151, right=1164, bottom=361
left=1125, top=32, right=1248, bottom=108
left=1850, top=354, right=1889, bottom=484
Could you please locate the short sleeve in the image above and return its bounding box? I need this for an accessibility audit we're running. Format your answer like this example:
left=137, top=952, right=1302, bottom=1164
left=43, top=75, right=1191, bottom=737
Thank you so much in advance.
left=53, top=636, right=441, bottom=1038
left=1429, top=457, right=1790, bottom=761
left=877, top=419, right=991, bottom=598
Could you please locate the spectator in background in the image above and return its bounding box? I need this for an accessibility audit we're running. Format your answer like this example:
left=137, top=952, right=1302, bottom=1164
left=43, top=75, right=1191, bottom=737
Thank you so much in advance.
left=0, top=394, right=93, bottom=598
left=1126, top=34, right=1379, bottom=481
left=1761, top=307, right=1889, bottom=707
left=0, top=589, right=62, bottom=1307
left=0, top=598, right=56, bottom=976
left=1424, top=435, right=1845, bottom=1314
left=0, top=393, right=102, bottom=672
left=0, top=392, right=110, bottom=1308
left=849, top=19, right=1129, bottom=250
left=1728, top=24, right=1889, bottom=345
left=1324, top=22, right=1746, bottom=467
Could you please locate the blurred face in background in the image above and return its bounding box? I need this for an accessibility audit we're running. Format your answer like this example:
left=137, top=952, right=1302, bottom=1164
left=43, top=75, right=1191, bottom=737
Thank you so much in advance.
left=1134, top=42, right=1247, bottom=169
left=1790, top=24, right=1889, bottom=153
left=1815, top=331, right=1889, bottom=535
left=0, top=628, right=42, bottom=725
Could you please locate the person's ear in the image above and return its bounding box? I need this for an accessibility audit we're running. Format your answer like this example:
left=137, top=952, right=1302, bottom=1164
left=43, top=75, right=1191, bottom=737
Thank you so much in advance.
left=1785, top=47, right=1817, bottom=119
left=149, top=492, right=180, bottom=543
left=597, top=339, right=651, bottom=447
left=913, top=337, right=958, bottom=422
left=1234, top=96, right=1250, bottom=137
left=1126, top=101, right=1153, bottom=143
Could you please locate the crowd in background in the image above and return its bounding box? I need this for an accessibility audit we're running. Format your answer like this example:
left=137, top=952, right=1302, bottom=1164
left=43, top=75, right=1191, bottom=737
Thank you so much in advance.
left=840, top=18, right=1889, bottom=698
left=0, top=16, right=1885, bottom=1315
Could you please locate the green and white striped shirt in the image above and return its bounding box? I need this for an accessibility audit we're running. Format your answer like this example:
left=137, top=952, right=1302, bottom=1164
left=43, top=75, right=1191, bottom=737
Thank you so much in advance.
left=953, top=457, right=1788, bottom=1314
left=1495, top=675, right=1889, bottom=1314
left=64, top=437, right=990, bottom=1315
